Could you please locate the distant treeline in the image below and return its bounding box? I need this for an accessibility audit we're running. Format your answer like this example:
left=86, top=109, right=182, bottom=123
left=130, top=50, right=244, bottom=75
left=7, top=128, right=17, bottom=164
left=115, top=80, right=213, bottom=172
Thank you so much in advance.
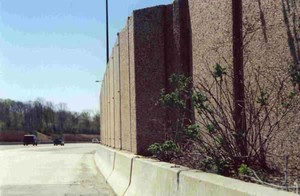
left=0, top=98, right=100, bottom=135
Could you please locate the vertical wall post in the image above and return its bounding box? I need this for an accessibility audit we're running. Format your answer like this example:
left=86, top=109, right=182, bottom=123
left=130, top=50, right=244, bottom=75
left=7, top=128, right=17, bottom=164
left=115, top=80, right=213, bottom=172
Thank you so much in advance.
left=232, top=0, right=247, bottom=160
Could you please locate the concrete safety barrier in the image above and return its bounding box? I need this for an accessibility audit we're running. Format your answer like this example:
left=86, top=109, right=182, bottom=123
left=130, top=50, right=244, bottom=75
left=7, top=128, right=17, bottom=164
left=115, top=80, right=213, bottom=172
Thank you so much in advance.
left=107, top=151, right=137, bottom=195
left=94, top=145, right=297, bottom=196
left=125, top=158, right=189, bottom=196
left=178, top=170, right=295, bottom=196
left=94, top=145, right=116, bottom=179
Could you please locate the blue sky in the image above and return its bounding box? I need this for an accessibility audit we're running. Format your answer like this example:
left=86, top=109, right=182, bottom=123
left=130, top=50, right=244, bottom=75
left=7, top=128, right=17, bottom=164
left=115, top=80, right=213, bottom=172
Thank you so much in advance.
left=0, top=0, right=173, bottom=112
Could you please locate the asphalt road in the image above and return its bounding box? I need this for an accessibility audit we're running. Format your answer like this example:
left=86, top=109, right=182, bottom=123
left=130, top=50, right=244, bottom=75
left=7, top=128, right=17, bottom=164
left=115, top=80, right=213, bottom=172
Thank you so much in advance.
left=0, top=143, right=115, bottom=196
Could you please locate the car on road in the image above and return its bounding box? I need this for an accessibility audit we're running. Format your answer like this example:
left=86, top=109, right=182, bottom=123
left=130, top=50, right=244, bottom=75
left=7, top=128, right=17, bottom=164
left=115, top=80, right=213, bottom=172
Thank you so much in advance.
left=92, top=138, right=99, bottom=143
left=23, top=135, right=38, bottom=146
left=53, top=138, right=64, bottom=146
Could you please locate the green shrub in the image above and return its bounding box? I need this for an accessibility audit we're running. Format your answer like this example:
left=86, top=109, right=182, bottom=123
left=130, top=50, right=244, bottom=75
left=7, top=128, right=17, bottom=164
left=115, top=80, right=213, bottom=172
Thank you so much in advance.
left=238, top=164, right=251, bottom=175
left=256, top=90, right=269, bottom=106
left=186, top=124, right=200, bottom=139
left=148, top=140, right=179, bottom=161
left=288, top=64, right=300, bottom=84
left=213, top=63, right=226, bottom=78
left=160, top=89, right=185, bottom=109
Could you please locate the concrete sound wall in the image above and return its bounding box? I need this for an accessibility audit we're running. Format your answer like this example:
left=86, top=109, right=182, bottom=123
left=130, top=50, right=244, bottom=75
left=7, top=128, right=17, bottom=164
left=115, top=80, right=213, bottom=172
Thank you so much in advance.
left=100, top=0, right=299, bottom=155
left=99, top=0, right=222, bottom=153
left=100, top=1, right=191, bottom=154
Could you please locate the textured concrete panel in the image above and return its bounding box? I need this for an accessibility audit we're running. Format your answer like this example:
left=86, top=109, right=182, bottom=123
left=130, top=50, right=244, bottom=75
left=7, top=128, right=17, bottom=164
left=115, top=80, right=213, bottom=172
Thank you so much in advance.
left=188, top=0, right=233, bottom=129
left=119, top=25, right=132, bottom=151
left=104, top=75, right=108, bottom=145
left=105, top=69, right=110, bottom=145
left=102, top=73, right=106, bottom=145
left=114, top=38, right=122, bottom=150
left=133, top=6, right=167, bottom=154
left=188, top=0, right=232, bottom=80
left=165, top=2, right=192, bottom=132
left=243, top=0, right=291, bottom=69
left=110, top=54, right=115, bottom=148
left=242, top=0, right=300, bottom=166
left=242, top=0, right=293, bottom=89
left=102, top=73, right=105, bottom=145
left=128, top=16, right=136, bottom=153
left=99, top=88, right=102, bottom=141
left=172, top=0, right=192, bottom=75
left=105, top=71, right=109, bottom=146
left=100, top=84, right=104, bottom=143
left=107, top=69, right=110, bottom=146
left=164, top=4, right=177, bottom=77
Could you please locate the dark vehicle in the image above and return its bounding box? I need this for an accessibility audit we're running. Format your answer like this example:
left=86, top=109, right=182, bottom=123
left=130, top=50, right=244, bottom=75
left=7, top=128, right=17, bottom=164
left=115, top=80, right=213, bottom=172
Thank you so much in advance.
left=23, top=135, right=38, bottom=146
left=54, top=138, right=64, bottom=146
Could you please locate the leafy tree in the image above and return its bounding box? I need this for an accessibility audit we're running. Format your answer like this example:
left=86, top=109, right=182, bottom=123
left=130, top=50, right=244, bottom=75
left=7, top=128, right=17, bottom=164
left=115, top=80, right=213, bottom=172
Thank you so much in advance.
left=0, top=98, right=100, bottom=135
